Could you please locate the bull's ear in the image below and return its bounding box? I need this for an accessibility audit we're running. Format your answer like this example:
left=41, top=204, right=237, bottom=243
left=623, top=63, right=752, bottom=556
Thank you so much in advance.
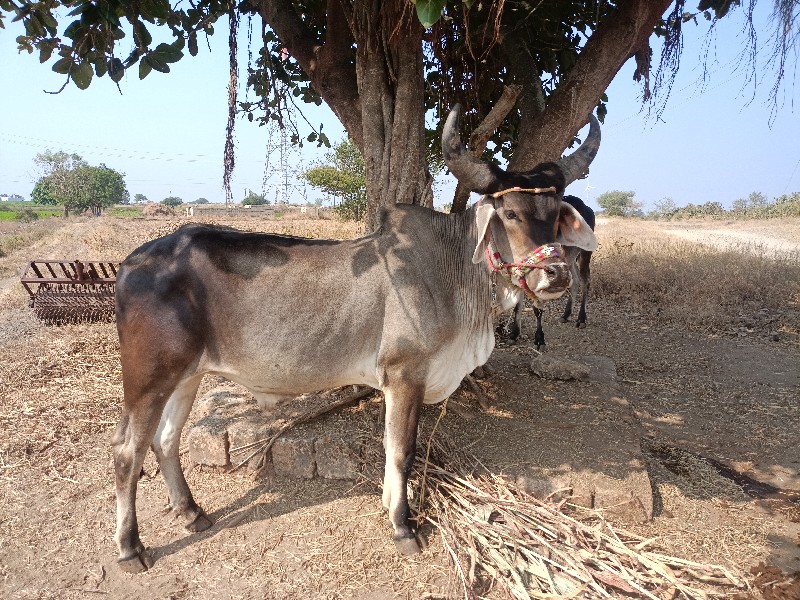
left=558, top=202, right=597, bottom=251
left=472, top=202, right=496, bottom=264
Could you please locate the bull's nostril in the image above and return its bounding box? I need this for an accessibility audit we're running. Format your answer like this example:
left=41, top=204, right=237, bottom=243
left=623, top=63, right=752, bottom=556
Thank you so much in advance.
left=545, top=266, right=558, bottom=278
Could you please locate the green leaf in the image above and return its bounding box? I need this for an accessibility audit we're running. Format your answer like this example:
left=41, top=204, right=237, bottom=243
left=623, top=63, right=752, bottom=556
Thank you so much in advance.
left=188, top=32, right=198, bottom=56
left=134, top=20, right=152, bottom=48
left=94, top=57, right=107, bottom=77
left=144, top=54, right=170, bottom=73
left=72, top=60, right=93, bottom=89
left=39, top=44, right=54, bottom=63
left=139, top=56, right=152, bottom=79
left=108, top=58, right=124, bottom=82
left=38, top=10, right=58, bottom=35
left=63, top=19, right=82, bottom=40
left=415, top=0, right=445, bottom=28
left=52, top=57, right=73, bottom=74
left=153, top=42, right=182, bottom=63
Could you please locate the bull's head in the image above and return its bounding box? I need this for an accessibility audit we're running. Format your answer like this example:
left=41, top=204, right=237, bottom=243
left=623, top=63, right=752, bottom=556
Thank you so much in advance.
left=442, top=104, right=599, bottom=302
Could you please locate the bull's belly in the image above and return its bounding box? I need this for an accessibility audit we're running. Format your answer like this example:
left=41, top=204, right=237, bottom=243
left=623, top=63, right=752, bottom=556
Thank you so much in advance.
left=197, top=326, right=494, bottom=406
left=199, top=353, right=382, bottom=399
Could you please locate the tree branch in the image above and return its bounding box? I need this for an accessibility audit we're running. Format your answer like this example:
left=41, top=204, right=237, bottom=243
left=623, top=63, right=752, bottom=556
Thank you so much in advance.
left=450, top=84, right=522, bottom=213
left=509, top=0, right=672, bottom=171
left=257, top=0, right=362, bottom=147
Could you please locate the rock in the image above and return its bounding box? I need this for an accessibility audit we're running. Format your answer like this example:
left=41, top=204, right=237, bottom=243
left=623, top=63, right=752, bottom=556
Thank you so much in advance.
left=315, top=435, right=361, bottom=480
left=272, top=435, right=316, bottom=478
left=530, top=355, right=591, bottom=381
left=188, top=416, right=230, bottom=466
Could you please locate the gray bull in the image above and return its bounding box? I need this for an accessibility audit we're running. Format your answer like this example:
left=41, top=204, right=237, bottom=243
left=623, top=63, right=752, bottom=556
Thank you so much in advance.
left=112, top=105, right=600, bottom=572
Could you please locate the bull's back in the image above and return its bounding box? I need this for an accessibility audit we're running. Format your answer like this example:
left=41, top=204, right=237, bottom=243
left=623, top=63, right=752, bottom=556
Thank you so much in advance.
left=116, top=224, right=387, bottom=393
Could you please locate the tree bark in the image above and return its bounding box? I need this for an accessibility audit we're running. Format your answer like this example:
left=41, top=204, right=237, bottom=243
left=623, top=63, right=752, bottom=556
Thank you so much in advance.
left=352, top=0, right=429, bottom=230
left=261, top=0, right=430, bottom=231
left=509, top=0, right=673, bottom=171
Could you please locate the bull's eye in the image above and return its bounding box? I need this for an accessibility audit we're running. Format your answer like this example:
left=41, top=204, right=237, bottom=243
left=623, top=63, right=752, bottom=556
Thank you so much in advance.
left=504, top=210, right=518, bottom=220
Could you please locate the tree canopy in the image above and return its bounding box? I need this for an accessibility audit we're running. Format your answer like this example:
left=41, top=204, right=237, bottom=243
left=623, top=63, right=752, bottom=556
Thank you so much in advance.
left=4, top=1, right=797, bottom=228
left=242, top=190, right=269, bottom=205
left=32, top=151, right=128, bottom=215
left=596, top=190, right=643, bottom=217
left=302, top=139, right=367, bottom=222
left=161, top=196, right=183, bottom=207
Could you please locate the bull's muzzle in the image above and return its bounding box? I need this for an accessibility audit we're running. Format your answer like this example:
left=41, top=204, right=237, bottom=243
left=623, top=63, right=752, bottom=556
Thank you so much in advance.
left=528, top=261, right=572, bottom=300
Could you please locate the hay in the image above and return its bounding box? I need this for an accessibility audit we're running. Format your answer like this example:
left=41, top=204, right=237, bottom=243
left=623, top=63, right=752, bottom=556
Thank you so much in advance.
left=395, top=408, right=747, bottom=600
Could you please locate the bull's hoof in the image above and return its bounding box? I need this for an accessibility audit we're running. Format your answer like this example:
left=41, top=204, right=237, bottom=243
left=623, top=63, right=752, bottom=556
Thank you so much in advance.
left=185, top=511, right=213, bottom=533
left=118, top=547, right=154, bottom=573
left=394, top=535, right=421, bottom=556
left=576, top=322, right=587, bottom=329
left=560, top=317, right=570, bottom=323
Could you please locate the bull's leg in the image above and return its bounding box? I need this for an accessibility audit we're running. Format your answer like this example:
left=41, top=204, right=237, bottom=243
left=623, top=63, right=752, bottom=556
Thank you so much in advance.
left=560, top=247, right=580, bottom=324
left=575, top=250, right=592, bottom=329
left=112, top=400, right=164, bottom=573
left=533, top=306, right=546, bottom=349
left=560, top=292, right=574, bottom=323
left=495, top=300, right=523, bottom=341
left=381, top=382, right=423, bottom=555
left=151, top=375, right=211, bottom=532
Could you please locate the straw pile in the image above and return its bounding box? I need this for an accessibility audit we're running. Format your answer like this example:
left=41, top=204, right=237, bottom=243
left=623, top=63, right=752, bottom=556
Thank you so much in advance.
left=395, top=405, right=747, bottom=600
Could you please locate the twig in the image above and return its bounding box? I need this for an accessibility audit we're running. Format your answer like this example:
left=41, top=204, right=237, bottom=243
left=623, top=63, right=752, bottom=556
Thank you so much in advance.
left=230, top=386, right=375, bottom=472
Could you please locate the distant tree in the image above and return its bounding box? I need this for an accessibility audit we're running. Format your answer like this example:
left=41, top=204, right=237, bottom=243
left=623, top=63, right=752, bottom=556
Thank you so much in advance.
left=32, top=153, right=127, bottom=215
left=650, top=197, right=678, bottom=219
left=133, top=193, right=148, bottom=204
left=302, top=139, right=366, bottom=221
left=77, top=164, right=129, bottom=213
left=596, top=190, right=642, bottom=217
left=31, top=178, right=58, bottom=205
left=162, top=196, right=183, bottom=207
left=194, top=197, right=210, bottom=204
left=242, top=191, right=269, bottom=205
left=732, top=191, right=769, bottom=212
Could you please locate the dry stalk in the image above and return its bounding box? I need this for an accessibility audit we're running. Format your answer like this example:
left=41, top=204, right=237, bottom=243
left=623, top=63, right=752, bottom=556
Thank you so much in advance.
left=406, top=422, right=746, bottom=600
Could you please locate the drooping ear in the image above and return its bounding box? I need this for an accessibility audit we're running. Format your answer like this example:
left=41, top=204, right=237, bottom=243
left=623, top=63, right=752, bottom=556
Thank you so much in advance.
left=558, top=202, right=597, bottom=251
left=472, top=202, right=497, bottom=264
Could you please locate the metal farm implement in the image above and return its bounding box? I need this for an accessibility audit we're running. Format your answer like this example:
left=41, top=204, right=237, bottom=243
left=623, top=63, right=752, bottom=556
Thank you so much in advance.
left=21, top=259, right=120, bottom=325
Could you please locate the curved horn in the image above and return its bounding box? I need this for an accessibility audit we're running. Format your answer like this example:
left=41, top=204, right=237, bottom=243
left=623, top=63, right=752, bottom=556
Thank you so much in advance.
left=555, top=113, right=601, bottom=186
left=442, top=104, right=504, bottom=194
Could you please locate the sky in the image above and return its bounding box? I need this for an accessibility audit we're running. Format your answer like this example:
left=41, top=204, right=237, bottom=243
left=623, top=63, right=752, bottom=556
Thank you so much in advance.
left=1, top=3, right=798, bottom=212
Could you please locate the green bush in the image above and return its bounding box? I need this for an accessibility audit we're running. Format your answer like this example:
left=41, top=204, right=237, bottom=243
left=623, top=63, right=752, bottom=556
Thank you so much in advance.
left=14, top=208, right=39, bottom=222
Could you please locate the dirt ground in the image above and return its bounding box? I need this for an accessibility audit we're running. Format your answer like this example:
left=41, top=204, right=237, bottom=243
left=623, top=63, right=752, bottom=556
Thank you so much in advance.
left=0, top=215, right=798, bottom=599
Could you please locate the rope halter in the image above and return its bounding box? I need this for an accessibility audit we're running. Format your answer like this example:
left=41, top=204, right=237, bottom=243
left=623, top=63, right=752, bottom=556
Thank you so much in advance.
left=480, top=186, right=562, bottom=302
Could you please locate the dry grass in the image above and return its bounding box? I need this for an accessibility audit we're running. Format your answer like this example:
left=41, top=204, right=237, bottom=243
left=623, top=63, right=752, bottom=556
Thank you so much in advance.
left=591, top=218, right=800, bottom=338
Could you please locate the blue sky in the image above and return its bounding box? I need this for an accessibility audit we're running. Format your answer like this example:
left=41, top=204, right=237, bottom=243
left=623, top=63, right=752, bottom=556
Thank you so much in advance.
left=0, top=3, right=798, bottom=211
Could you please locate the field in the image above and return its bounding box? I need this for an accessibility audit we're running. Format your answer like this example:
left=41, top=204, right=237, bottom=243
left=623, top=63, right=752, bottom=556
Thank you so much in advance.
left=0, top=212, right=798, bottom=599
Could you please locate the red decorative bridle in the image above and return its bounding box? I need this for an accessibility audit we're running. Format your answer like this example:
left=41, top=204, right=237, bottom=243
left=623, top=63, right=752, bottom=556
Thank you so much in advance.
left=481, top=186, right=562, bottom=300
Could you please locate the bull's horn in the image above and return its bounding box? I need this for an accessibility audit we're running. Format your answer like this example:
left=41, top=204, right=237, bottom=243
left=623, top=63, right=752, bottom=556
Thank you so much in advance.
left=442, top=104, right=503, bottom=194
left=555, top=113, right=601, bottom=186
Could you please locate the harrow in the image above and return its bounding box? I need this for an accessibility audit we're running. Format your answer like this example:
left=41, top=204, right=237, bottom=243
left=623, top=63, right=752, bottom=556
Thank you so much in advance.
left=20, top=259, right=121, bottom=325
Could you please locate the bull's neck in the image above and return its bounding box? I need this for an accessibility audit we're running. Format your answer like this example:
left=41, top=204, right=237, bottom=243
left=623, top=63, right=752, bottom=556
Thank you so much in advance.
left=430, top=203, right=494, bottom=317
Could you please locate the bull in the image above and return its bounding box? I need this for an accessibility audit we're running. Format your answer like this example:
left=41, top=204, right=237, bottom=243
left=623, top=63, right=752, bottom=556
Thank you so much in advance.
left=111, top=105, right=600, bottom=572
left=499, top=194, right=596, bottom=348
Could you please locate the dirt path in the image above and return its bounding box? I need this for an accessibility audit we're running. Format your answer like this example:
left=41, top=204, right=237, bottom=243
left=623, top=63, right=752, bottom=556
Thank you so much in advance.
left=662, top=226, right=800, bottom=255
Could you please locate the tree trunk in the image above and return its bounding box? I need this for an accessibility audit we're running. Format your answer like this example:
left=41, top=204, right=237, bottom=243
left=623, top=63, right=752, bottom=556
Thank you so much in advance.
left=352, top=0, right=430, bottom=231
left=509, top=0, right=673, bottom=171
left=261, top=0, right=431, bottom=232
